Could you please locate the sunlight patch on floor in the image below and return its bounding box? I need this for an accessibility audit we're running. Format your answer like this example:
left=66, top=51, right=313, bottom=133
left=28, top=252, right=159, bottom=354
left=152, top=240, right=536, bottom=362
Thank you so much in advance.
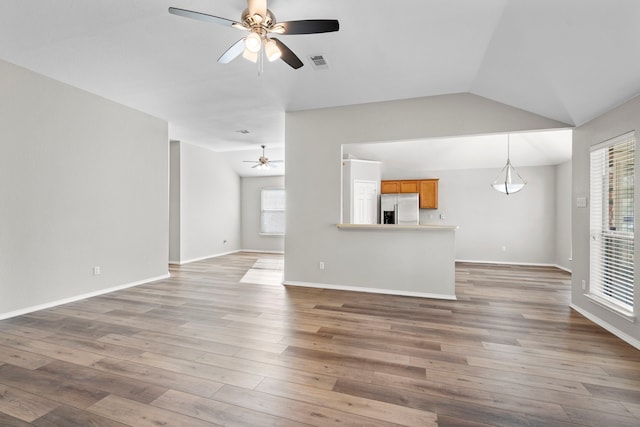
left=239, top=255, right=284, bottom=286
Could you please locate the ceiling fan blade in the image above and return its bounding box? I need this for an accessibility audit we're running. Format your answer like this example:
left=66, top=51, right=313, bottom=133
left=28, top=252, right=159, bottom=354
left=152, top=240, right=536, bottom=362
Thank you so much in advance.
left=277, top=19, right=339, bottom=35
left=269, top=160, right=284, bottom=163
left=248, top=0, right=267, bottom=18
left=169, top=7, right=242, bottom=28
left=271, top=38, right=303, bottom=69
left=218, top=39, right=246, bottom=64
left=251, top=164, right=261, bottom=168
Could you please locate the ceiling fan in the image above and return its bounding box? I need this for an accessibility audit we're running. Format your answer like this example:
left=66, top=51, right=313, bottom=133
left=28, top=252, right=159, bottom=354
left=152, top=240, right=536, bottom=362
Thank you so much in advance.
left=244, top=145, right=283, bottom=169
left=169, top=0, right=339, bottom=69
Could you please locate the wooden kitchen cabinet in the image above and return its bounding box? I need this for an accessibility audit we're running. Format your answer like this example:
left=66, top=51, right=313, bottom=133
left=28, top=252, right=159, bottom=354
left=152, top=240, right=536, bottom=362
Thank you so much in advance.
left=381, top=180, right=400, bottom=194
left=381, top=179, right=439, bottom=208
left=399, top=180, right=419, bottom=193
left=419, top=179, right=439, bottom=209
left=381, top=180, right=419, bottom=194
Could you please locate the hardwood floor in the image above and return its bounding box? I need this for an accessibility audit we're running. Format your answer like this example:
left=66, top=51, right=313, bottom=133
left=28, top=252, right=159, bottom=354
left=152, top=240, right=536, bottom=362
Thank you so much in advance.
left=0, top=252, right=638, bottom=426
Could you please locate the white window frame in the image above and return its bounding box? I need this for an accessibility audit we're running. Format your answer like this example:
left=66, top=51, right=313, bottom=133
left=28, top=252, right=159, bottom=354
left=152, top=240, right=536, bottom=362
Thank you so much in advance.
left=260, top=188, right=285, bottom=236
left=588, top=131, right=635, bottom=320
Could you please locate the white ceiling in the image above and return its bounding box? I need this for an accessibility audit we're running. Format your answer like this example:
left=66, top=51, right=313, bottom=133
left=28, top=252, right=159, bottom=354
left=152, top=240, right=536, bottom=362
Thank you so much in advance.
left=2, top=1, right=639, bottom=176
left=344, top=129, right=572, bottom=178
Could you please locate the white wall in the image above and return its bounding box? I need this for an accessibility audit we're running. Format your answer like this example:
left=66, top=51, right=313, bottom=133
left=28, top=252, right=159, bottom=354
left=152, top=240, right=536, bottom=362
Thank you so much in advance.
left=408, top=166, right=558, bottom=265
left=573, top=95, right=640, bottom=348
left=170, top=142, right=241, bottom=263
left=169, top=141, right=181, bottom=262
left=285, top=93, right=568, bottom=293
left=241, top=175, right=285, bottom=253
left=555, top=160, right=572, bottom=271
left=0, top=59, right=168, bottom=317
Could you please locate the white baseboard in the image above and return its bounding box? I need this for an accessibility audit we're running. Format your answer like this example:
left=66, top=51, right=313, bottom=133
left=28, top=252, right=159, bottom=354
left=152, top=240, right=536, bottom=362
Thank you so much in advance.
left=570, top=303, right=640, bottom=350
left=283, top=280, right=457, bottom=301
left=169, top=250, right=241, bottom=265
left=456, top=259, right=572, bottom=273
left=240, top=249, right=285, bottom=254
left=0, top=273, right=170, bottom=321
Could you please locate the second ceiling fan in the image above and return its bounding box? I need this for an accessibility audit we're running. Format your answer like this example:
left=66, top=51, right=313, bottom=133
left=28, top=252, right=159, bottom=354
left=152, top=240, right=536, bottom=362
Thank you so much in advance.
left=169, top=0, right=339, bottom=69
left=244, top=145, right=283, bottom=169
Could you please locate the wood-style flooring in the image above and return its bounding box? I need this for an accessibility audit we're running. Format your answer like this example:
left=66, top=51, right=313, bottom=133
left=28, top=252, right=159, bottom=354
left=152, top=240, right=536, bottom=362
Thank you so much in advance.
left=0, top=252, right=638, bottom=426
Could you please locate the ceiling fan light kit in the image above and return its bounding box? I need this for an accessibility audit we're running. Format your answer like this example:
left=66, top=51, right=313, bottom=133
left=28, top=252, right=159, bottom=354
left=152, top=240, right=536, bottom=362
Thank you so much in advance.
left=244, top=32, right=263, bottom=53
left=169, top=0, right=339, bottom=71
left=242, top=47, right=258, bottom=63
left=264, top=39, right=281, bottom=61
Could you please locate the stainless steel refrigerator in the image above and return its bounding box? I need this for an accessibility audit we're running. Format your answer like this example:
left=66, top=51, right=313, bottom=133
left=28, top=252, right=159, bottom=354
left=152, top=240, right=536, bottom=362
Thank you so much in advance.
left=380, top=193, right=419, bottom=225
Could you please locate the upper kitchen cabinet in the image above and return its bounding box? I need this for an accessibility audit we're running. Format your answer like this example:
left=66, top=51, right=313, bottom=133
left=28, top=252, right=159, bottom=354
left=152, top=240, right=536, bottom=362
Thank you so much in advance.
left=400, top=180, right=419, bottom=193
left=381, top=180, right=418, bottom=194
left=419, top=179, right=439, bottom=209
left=381, top=180, right=400, bottom=193
left=381, top=179, right=439, bottom=209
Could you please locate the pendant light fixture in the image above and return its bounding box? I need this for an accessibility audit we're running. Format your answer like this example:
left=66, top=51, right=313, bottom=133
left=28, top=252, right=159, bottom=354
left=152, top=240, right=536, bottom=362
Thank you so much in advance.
left=491, top=134, right=526, bottom=195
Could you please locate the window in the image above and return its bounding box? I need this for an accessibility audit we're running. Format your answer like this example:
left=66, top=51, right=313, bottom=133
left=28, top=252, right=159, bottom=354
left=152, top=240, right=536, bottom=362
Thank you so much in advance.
left=261, top=188, right=285, bottom=235
left=589, top=131, right=635, bottom=317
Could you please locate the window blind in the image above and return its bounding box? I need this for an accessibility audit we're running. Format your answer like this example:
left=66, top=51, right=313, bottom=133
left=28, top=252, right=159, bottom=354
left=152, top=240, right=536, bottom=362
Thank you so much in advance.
left=261, top=188, right=285, bottom=235
left=589, top=131, right=635, bottom=314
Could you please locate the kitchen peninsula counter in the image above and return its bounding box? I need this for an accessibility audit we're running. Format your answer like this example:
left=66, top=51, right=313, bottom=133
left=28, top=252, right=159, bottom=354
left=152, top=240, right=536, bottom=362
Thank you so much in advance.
left=336, top=223, right=458, bottom=231
left=304, top=222, right=459, bottom=301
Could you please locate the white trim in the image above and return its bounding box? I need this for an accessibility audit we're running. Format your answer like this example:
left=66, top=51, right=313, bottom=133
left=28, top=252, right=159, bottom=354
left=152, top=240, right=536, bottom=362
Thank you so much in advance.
left=0, top=273, right=170, bottom=321
left=342, top=158, right=382, bottom=165
left=456, top=259, right=572, bottom=272
left=584, top=293, right=635, bottom=322
left=169, top=250, right=241, bottom=265
left=240, top=249, right=285, bottom=254
left=590, top=130, right=635, bottom=151
left=570, top=304, right=640, bottom=350
left=554, top=264, right=572, bottom=273
left=283, top=280, right=457, bottom=301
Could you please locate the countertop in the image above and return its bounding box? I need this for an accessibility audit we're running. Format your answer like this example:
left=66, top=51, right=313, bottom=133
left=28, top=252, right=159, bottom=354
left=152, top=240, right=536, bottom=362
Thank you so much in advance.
left=336, top=224, right=458, bottom=231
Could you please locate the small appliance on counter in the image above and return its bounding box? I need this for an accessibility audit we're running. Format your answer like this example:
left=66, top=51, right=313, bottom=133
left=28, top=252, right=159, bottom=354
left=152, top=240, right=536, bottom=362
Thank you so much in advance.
left=380, top=193, right=419, bottom=225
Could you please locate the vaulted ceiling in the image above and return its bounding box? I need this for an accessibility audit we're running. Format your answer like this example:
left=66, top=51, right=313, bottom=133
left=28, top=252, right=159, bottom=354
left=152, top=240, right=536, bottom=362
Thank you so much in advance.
left=2, top=1, right=639, bottom=175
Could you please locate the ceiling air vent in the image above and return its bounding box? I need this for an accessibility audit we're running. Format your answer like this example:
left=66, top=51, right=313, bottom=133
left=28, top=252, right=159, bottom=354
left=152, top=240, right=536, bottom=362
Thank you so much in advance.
left=308, top=55, right=329, bottom=70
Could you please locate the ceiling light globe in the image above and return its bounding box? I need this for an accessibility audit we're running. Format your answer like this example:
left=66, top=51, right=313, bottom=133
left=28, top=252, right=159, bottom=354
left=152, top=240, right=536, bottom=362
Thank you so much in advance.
left=264, top=39, right=281, bottom=62
left=242, top=48, right=258, bottom=63
left=245, top=32, right=262, bottom=53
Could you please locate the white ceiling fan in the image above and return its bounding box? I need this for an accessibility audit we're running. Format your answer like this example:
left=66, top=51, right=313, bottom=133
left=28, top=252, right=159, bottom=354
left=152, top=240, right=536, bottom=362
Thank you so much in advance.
left=244, top=145, right=283, bottom=169
left=169, top=0, right=339, bottom=69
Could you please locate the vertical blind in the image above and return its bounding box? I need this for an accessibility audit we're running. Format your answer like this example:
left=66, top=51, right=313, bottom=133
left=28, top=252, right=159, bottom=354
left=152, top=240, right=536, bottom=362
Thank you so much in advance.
left=261, top=188, right=285, bottom=235
left=589, top=131, right=635, bottom=313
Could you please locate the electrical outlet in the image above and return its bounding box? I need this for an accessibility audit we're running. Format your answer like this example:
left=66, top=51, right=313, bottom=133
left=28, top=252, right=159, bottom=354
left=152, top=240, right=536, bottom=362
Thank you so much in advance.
left=582, top=279, right=586, bottom=290
left=501, top=246, right=507, bottom=252
left=439, top=214, right=445, bottom=220
left=93, top=266, right=101, bottom=276
left=319, top=261, right=325, bottom=270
